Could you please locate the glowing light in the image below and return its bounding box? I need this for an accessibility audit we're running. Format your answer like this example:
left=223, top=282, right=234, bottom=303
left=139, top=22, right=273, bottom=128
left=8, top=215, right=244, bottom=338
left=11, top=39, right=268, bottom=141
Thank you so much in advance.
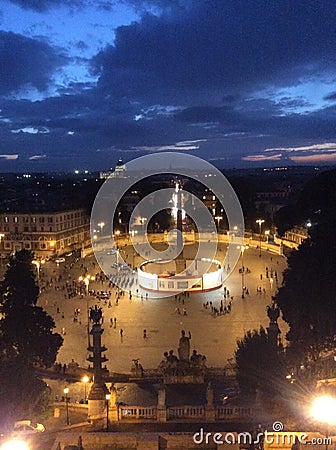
left=1, top=440, right=29, bottom=450
left=311, top=395, right=336, bottom=423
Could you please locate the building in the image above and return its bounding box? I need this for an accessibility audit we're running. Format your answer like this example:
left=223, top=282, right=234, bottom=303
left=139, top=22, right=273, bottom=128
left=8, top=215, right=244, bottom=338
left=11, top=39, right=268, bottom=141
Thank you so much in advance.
left=283, top=226, right=308, bottom=246
left=0, top=208, right=90, bottom=258
left=99, top=158, right=127, bottom=179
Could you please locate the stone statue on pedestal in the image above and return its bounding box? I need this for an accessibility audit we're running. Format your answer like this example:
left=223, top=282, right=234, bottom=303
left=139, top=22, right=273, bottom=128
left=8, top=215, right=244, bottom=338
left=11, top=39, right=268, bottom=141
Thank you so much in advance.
left=178, top=330, right=191, bottom=361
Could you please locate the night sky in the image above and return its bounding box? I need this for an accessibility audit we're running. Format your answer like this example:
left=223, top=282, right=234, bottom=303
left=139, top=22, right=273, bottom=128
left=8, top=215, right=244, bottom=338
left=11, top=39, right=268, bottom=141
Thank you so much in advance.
left=1, top=0, right=336, bottom=171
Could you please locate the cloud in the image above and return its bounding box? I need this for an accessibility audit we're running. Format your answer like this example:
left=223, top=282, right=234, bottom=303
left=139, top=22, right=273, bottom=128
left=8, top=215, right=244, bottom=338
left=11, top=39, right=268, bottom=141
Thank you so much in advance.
left=0, top=31, right=65, bottom=95
left=289, top=153, right=336, bottom=163
left=0, top=154, right=19, bottom=160
left=29, top=154, right=47, bottom=160
left=2, top=1, right=336, bottom=170
left=324, top=92, right=336, bottom=101
left=11, top=126, right=50, bottom=134
left=132, top=143, right=200, bottom=152
left=264, top=143, right=336, bottom=153
left=91, top=1, right=336, bottom=106
left=175, top=139, right=207, bottom=146
left=242, top=154, right=282, bottom=162
left=7, top=0, right=89, bottom=12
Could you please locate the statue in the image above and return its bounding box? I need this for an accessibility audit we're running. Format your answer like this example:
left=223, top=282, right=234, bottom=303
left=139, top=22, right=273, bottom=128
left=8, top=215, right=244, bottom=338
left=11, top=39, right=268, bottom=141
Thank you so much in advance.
left=90, top=305, right=102, bottom=324
left=178, top=330, right=191, bottom=361
left=109, top=383, right=117, bottom=406
left=167, top=350, right=179, bottom=368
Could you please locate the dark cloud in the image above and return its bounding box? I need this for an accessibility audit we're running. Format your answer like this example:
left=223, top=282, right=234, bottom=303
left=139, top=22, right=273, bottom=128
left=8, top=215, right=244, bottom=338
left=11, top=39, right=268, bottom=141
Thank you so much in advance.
left=7, top=0, right=87, bottom=12
left=2, top=0, right=336, bottom=170
left=91, top=0, right=336, bottom=106
left=324, top=92, right=336, bottom=101
left=0, top=31, right=65, bottom=95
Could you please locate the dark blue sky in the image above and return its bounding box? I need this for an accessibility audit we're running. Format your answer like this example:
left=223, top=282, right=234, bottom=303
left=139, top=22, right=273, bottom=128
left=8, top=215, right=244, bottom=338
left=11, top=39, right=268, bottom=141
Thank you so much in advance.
left=1, top=0, right=336, bottom=171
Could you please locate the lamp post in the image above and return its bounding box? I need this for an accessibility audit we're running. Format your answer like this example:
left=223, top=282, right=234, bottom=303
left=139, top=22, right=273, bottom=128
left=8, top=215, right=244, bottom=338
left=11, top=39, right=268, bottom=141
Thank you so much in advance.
left=256, top=219, right=265, bottom=257
left=237, top=245, right=248, bottom=298
left=98, top=222, right=105, bottom=234
left=82, top=375, right=89, bottom=402
left=106, top=393, right=111, bottom=431
left=64, top=387, right=70, bottom=425
left=311, top=395, right=336, bottom=450
left=79, top=275, right=95, bottom=346
left=214, top=215, right=223, bottom=230
left=0, top=233, right=5, bottom=270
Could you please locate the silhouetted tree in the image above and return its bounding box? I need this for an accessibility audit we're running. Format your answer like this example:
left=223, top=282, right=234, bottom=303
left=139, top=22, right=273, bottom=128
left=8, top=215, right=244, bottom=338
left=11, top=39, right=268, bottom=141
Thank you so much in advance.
left=235, top=327, right=285, bottom=395
left=274, top=219, right=336, bottom=363
left=0, top=250, right=62, bottom=424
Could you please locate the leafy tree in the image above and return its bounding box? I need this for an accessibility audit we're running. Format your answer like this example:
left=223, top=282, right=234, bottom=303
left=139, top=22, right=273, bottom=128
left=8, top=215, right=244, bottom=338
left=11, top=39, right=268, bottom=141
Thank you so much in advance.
left=274, top=219, right=336, bottom=363
left=0, top=250, right=63, bottom=423
left=235, top=327, right=285, bottom=395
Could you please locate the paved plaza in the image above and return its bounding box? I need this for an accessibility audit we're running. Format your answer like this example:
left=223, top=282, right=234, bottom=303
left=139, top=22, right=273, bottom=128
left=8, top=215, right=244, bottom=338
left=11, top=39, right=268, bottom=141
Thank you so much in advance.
left=36, top=241, right=287, bottom=375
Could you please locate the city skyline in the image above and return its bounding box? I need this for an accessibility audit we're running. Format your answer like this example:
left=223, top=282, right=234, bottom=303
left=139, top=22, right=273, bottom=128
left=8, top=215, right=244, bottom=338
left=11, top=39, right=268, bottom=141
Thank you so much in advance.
left=1, top=0, right=336, bottom=171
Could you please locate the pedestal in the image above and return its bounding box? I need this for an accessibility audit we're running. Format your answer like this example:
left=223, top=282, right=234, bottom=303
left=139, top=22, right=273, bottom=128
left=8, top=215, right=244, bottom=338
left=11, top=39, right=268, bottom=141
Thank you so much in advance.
left=205, top=405, right=216, bottom=422
left=157, top=387, right=167, bottom=422
left=88, top=382, right=109, bottom=422
left=157, top=406, right=167, bottom=422
left=109, top=405, right=119, bottom=422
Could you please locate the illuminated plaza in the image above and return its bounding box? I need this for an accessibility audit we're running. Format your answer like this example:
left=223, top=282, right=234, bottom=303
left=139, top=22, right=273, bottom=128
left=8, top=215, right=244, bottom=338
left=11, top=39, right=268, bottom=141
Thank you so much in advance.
left=39, top=238, right=287, bottom=374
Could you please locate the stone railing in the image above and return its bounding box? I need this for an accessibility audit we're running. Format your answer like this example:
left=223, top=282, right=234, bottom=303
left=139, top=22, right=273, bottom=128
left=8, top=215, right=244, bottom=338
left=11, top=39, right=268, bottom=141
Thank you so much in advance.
left=216, top=406, right=257, bottom=420
left=117, top=404, right=257, bottom=422
left=167, top=406, right=205, bottom=420
left=118, top=405, right=157, bottom=420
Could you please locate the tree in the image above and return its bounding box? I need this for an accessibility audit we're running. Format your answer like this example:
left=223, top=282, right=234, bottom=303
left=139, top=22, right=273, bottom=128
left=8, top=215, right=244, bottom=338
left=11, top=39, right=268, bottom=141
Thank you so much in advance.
left=274, top=219, right=336, bottom=362
left=235, top=327, right=285, bottom=395
left=0, top=250, right=63, bottom=423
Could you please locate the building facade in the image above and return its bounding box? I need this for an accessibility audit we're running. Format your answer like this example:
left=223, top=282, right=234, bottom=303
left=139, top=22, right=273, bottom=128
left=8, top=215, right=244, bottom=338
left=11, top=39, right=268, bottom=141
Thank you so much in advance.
left=0, top=208, right=90, bottom=257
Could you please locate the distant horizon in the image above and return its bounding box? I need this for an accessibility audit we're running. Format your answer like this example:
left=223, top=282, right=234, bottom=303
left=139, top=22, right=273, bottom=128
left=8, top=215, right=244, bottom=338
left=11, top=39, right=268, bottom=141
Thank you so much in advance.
left=0, top=161, right=334, bottom=175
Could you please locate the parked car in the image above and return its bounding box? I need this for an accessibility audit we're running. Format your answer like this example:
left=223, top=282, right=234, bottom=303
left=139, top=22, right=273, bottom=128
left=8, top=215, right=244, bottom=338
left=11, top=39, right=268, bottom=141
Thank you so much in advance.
left=12, top=420, right=45, bottom=435
left=55, top=257, right=65, bottom=263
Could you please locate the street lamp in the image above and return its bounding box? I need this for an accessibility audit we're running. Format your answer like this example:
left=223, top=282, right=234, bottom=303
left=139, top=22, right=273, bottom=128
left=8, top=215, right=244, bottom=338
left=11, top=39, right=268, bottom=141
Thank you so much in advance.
left=64, top=387, right=70, bottom=425
left=106, top=393, right=111, bottom=431
left=214, top=215, right=223, bottom=230
left=237, top=245, right=248, bottom=298
left=256, top=219, right=265, bottom=257
left=98, top=222, right=105, bottom=234
left=0, top=233, right=5, bottom=270
left=82, top=375, right=89, bottom=402
left=79, top=275, right=95, bottom=345
left=311, top=395, right=336, bottom=450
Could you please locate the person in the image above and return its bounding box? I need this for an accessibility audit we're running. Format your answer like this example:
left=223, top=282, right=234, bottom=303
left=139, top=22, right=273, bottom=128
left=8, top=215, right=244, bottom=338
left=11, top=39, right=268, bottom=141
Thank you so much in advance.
left=143, top=329, right=147, bottom=339
left=120, top=328, right=123, bottom=338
